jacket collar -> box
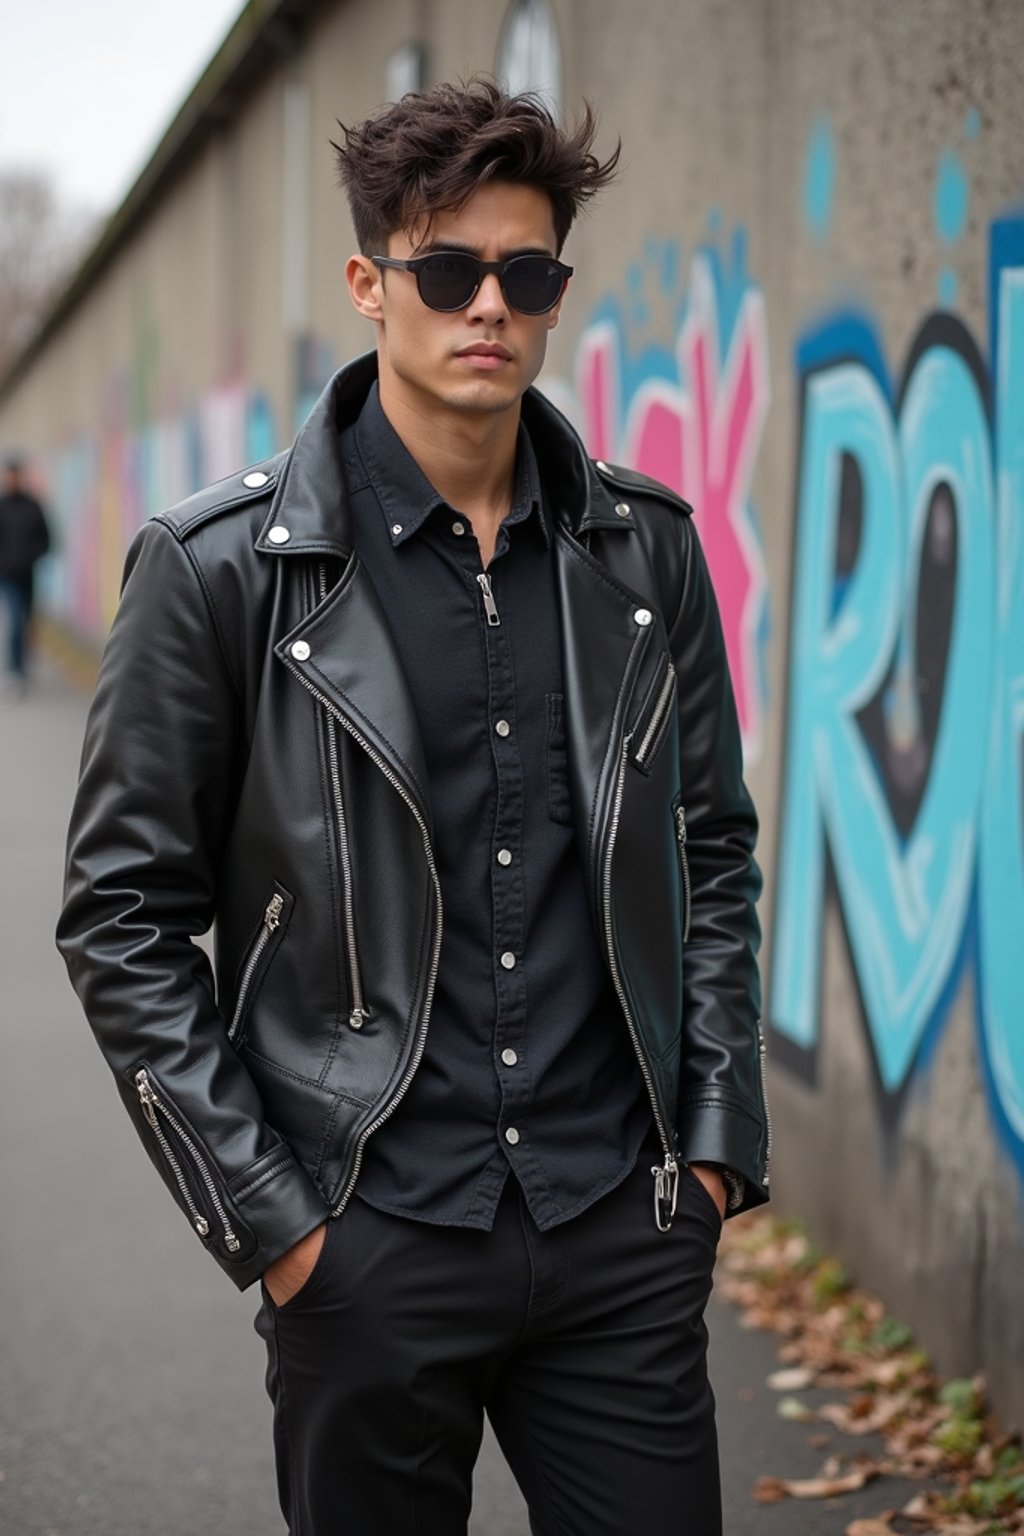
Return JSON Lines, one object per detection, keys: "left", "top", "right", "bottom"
{"left": 255, "top": 350, "right": 635, "bottom": 557}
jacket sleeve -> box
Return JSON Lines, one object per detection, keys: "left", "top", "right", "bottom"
{"left": 667, "top": 515, "right": 770, "bottom": 1212}
{"left": 56, "top": 518, "right": 330, "bottom": 1288}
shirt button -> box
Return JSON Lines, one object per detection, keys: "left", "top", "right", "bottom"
{"left": 495, "top": 719, "right": 510, "bottom": 737}
{"left": 500, "top": 951, "right": 516, "bottom": 969}
{"left": 501, "top": 1048, "right": 518, "bottom": 1067}
{"left": 505, "top": 1127, "right": 520, "bottom": 1145}
{"left": 451, "top": 520, "right": 466, "bottom": 535}
{"left": 391, "top": 523, "right": 403, "bottom": 536}
{"left": 497, "top": 848, "right": 512, "bottom": 866}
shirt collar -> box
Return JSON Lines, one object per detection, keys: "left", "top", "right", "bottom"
{"left": 354, "top": 381, "right": 550, "bottom": 549}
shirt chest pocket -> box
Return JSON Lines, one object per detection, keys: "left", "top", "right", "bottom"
{"left": 545, "top": 691, "right": 574, "bottom": 825}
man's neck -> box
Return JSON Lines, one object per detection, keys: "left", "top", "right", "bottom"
{"left": 376, "top": 372, "right": 521, "bottom": 538}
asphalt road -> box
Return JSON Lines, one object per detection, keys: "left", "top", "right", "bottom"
{"left": 0, "top": 667, "right": 915, "bottom": 1535}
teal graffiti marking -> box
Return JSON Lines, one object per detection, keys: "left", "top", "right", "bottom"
{"left": 803, "top": 117, "right": 836, "bottom": 242}
{"left": 772, "top": 218, "right": 1024, "bottom": 1174}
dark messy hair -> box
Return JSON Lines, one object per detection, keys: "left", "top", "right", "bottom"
{"left": 331, "top": 76, "right": 620, "bottom": 256}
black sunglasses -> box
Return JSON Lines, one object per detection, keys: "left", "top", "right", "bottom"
{"left": 372, "top": 250, "right": 573, "bottom": 315}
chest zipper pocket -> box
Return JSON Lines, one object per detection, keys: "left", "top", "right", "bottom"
{"left": 227, "top": 884, "right": 293, "bottom": 1047}
{"left": 631, "top": 659, "right": 676, "bottom": 774}
{"left": 673, "top": 797, "right": 692, "bottom": 942}
{"left": 134, "top": 1067, "right": 246, "bottom": 1255}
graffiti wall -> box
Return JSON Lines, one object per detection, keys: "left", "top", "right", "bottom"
{"left": 772, "top": 216, "right": 1024, "bottom": 1182}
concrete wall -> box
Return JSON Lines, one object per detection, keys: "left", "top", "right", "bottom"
{"left": 2, "top": 0, "right": 1022, "bottom": 1424}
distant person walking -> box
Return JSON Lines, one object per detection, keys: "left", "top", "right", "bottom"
{"left": 0, "top": 456, "right": 51, "bottom": 697}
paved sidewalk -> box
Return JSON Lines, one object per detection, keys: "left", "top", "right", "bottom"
{"left": 1, "top": 666, "right": 914, "bottom": 1535}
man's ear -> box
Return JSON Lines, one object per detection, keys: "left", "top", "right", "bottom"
{"left": 547, "top": 277, "right": 569, "bottom": 331}
{"left": 347, "top": 254, "right": 384, "bottom": 321}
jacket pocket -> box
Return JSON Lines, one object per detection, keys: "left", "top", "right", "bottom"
{"left": 545, "top": 692, "right": 574, "bottom": 825}
{"left": 672, "top": 792, "right": 692, "bottom": 943}
{"left": 227, "top": 883, "right": 294, "bottom": 1047}
{"left": 631, "top": 658, "right": 676, "bottom": 774}
{"left": 134, "top": 1066, "right": 252, "bottom": 1258}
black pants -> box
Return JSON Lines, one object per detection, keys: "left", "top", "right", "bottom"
{"left": 254, "top": 1133, "right": 723, "bottom": 1536}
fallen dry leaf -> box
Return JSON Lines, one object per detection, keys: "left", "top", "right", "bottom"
{"left": 753, "top": 1475, "right": 790, "bottom": 1504}
{"left": 767, "top": 1366, "right": 816, "bottom": 1391}
{"left": 845, "top": 1520, "right": 894, "bottom": 1535}
{"left": 819, "top": 1392, "right": 913, "bottom": 1435}
{"left": 754, "top": 1464, "right": 878, "bottom": 1501}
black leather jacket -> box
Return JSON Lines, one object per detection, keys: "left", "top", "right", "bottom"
{"left": 57, "top": 353, "right": 770, "bottom": 1291}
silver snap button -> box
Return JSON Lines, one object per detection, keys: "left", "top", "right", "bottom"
{"left": 452, "top": 520, "right": 466, "bottom": 535}
{"left": 615, "top": 502, "right": 631, "bottom": 517}
{"left": 501, "top": 1048, "right": 518, "bottom": 1067}
{"left": 505, "top": 1127, "right": 520, "bottom": 1145}
{"left": 267, "top": 526, "right": 290, "bottom": 544}
{"left": 497, "top": 849, "right": 512, "bottom": 866}
{"left": 391, "top": 523, "right": 403, "bottom": 536}
{"left": 500, "top": 951, "right": 516, "bottom": 970}
{"left": 243, "top": 470, "right": 269, "bottom": 488}
{"left": 634, "top": 608, "right": 653, "bottom": 626}
{"left": 290, "top": 641, "right": 311, "bottom": 661}
{"left": 495, "top": 719, "right": 510, "bottom": 737}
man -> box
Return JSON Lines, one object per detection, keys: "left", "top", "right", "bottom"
{"left": 58, "top": 79, "right": 769, "bottom": 1536}
{"left": 0, "top": 455, "right": 51, "bottom": 697}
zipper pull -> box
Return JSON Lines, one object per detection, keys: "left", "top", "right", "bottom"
{"left": 264, "top": 893, "right": 284, "bottom": 932}
{"left": 651, "top": 1154, "right": 680, "bottom": 1232}
{"left": 136, "top": 1068, "right": 159, "bottom": 1127}
{"left": 476, "top": 572, "right": 501, "bottom": 626}
{"left": 349, "top": 1006, "right": 369, "bottom": 1030}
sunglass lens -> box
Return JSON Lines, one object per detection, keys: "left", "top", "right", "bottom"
{"left": 503, "top": 258, "right": 565, "bottom": 314}
{"left": 418, "top": 253, "right": 480, "bottom": 311}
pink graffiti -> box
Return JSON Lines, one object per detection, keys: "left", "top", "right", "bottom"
{"left": 575, "top": 256, "right": 769, "bottom": 756}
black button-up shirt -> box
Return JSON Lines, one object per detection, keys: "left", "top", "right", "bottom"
{"left": 342, "top": 384, "right": 650, "bottom": 1231}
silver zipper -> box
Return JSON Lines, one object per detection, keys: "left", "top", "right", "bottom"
{"left": 286, "top": 575, "right": 443, "bottom": 1217}
{"left": 603, "top": 732, "right": 679, "bottom": 1231}
{"left": 317, "top": 565, "right": 369, "bottom": 1030}
{"left": 476, "top": 571, "right": 500, "bottom": 626}
{"left": 634, "top": 660, "right": 676, "bottom": 768}
{"left": 757, "top": 1019, "right": 772, "bottom": 1187}
{"left": 675, "top": 803, "right": 692, "bottom": 943}
{"left": 228, "top": 893, "right": 285, "bottom": 1043}
{"left": 135, "top": 1068, "right": 241, "bottom": 1251}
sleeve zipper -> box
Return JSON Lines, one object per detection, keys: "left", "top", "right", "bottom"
{"left": 757, "top": 1019, "right": 772, "bottom": 1188}
{"left": 135, "top": 1068, "right": 242, "bottom": 1252}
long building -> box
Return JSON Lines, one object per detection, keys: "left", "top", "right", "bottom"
{"left": 3, "top": 0, "right": 1023, "bottom": 1426}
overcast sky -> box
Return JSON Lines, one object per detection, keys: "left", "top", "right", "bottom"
{"left": 1, "top": 0, "right": 246, "bottom": 215}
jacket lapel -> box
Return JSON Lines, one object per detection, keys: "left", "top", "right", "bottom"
{"left": 552, "top": 523, "right": 655, "bottom": 903}
{"left": 275, "top": 557, "right": 434, "bottom": 835}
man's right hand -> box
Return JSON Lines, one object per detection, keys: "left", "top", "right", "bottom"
{"left": 262, "top": 1222, "right": 328, "bottom": 1307}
